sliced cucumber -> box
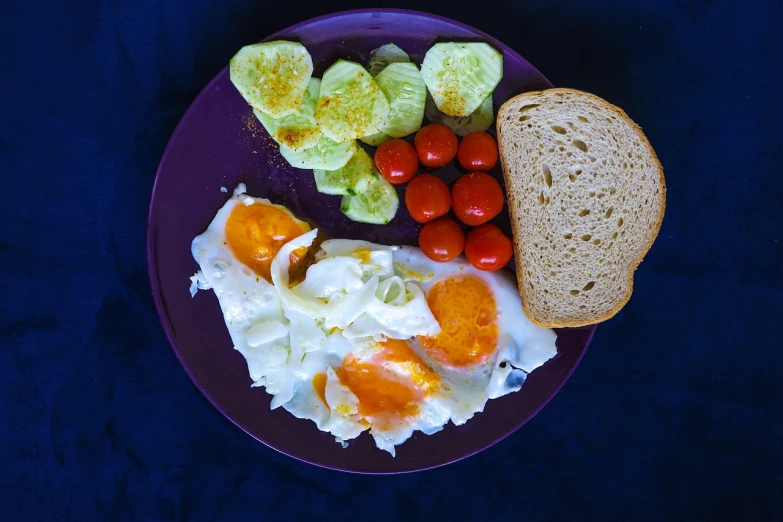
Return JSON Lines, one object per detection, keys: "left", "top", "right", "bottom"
{"left": 313, "top": 147, "right": 376, "bottom": 196}
{"left": 367, "top": 43, "right": 411, "bottom": 76}
{"left": 280, "top": 136, "right": 358, "bottom": 170}
{"left": 340, "top": 174, "right": 399, "bottom": 225}
{"left": 230, "top": 41, "right": 313, "bottom": 118}
{"left": 374, "top": 62, "right": 427, "bottom": 138}
{"left": 421, "top": 42, "right": 503, "bottom": 117}
{"left": 254, "top": 78, "right": 321, "bottom": 152}
{"left": 424, "top": 92, "right": 494, "bottom": 136}
{"left": 313, "top": 169, "right": 349, "bottom": 195}
{"left": 359, "top": 132, "right": 392, "bottom": 147}
{"left": 315, "top": 60, "right": 390, "bottom": 143}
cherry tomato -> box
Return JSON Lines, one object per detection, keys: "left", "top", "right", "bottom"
{"left": 374, "top": 139, "right": 419, "bottom": 184}
{"left": 457, "top": 131, "right": 499, "bottom": 171}
{"left": 419, "top": 218, "right": 465, "bottom": 262}
{"left": 451, "top": 172, "right": 505, "bottom": 226}
{"left": 413, "top": 124, "right": 458, "bottom": 168}
{"left": 404, "top": 173, "right": 451, "bottom": 223}
{"left": 464, "top": 224, "right": 513, "bottom": 271}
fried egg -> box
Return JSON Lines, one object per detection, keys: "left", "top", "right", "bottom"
{"left": 270, "top": 232, "right": 557, "bottom": 453}
{"left": 394, "top": 246, "right": 558, "bottom": 425}
{"left": 190, "top": 184, "right": 312, "bottom": 407}
{"left": 191, "top": 187, "right": 558, "bottom": 456}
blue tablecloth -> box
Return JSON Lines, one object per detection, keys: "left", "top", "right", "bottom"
{"left": 2, "top": 0, "right": 781, "bottom": 519}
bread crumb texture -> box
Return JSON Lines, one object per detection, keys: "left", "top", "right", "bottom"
{"left": 497, "top": 89, "right": 665, "bottom": 328}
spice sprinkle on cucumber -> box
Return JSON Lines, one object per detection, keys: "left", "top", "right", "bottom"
{"left": 229, "top": 40, "right": 503, "bottom": 225}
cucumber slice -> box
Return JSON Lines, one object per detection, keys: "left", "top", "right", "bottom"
{"left": 313, "top": 169, "right": 349, "bottom": 195}
{"left": 313, "top": 147, "right": 376, "bottom": 196}
{"left": 359, "top": 132, "right": 392, "bottom": 147}
{"left": 424, "top": 92, "right": 494, "bottom": 136}
{"left": 367, "top": 43, "right": 411, "bottom": 76}
{"left": 316, "top": 60, "right": 390, "bottom": 143}
{"left": 280, "top": 136, "right": 358, "bottom": 170}
{"left": 254, "top": 78, "right": 321, "bottom": 152}
{"left": 374, "top": 62, "right": 427, "bottom": 138}
{"left": 421, "top": 42, "right": 503, "bottom": 117}
{"left": 340, "top": 174, "right": 399, "bottom": 225}
{"left": 230, "top": 41, "right": 313, "bottom": 118}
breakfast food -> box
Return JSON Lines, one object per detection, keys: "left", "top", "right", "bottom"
{"left": 373, "top": 62, "right": 427, "bottom": 138}
{"left": 367, "top": 43, "right": 411, "bottom": 76}
{"left": 339, "top": 175, "right": 399, "bottom": 226}
{"left": 425, "top": 92, "right": 494, "bottom": 137}
{"left": 316, "top": 60, "right": 391, "bottom": 143}
{"left": 313, "top": 147, "right": 399, "bottom": 225}
{"left": 230, "top": 41, "right": 313, "bottom": 118}
{"left": 187, "top": 29, "right": 670, "bottom": 462}
{"left": 421, "top": 42, "right": 503, "bottom": 117}
{"left": 190, "top": 184, "right": 558, "bottom": 455}
{"left": 418, "top": 218, "right": 465, "bottom": 262}
{"left": 374, "top": 139, "right": 418, "bottom": 184}
{"left": 313, "top": 146, "right": 376, "bottom": 196}
{"left": 451, "top": 172, "right": 504, "bottom": 226}
{"left": 359, "top": 132, "right": 393, "bottom": 147}
{"left": 404, "top": 173, "right": 451, "bottom": 223}
{"left": 496, "top": 88, "right": 665, "bottom": 327}
{"left": 457, "top": 131, "right": 499, "bottom": 171}
{"left": 230, "top": 40, "right": 505, "bottom": 226}
{"left": 253, "top": 79, "right": 321, "bottom": 153}
{"left": 279, "top": 136, "right": 358, "bottom": 171}
{"left": 464, "top": 224, "right": 514, "bottom": 271}
{"left": 413, "top": 123, "right": 458, "bottom": 168}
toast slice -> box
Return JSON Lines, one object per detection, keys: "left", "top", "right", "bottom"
{"left": 497, "top": 89, "right": 665, "bottom": 328}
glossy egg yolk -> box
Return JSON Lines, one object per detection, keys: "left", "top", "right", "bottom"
{"left": 419, "top": 275, "right": 499, "bottom": 368}
{"left": 336, "top": 339, "right": 440, "bottom": 428}
{"left": 225, "top": 201, "right": 311, "bottom": 281}
{"left": 312, "top": 372, "right": 328, "bottom": 408}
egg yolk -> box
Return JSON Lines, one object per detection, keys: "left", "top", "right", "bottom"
{"left": 312, "top": 372, "right": 328, "bottom": 408}
{"left": 336, "top": 339, "right": 440, "bottom": 427}
{"left": 352, "top": 249, "right": 373, "bottom": 263}
{"left": 379, "top": 339, "right": 441, "bottom": 396}
{"left": 225, "top": 201, "right": 311, "bottom": 281}
{"left": 419, "top": 275, "right": 499, "bottom": 368}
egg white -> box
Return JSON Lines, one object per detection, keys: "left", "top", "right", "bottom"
{"left": 309, "top": 239, "right": 558, "bottom": 426}
{"left": 191, "top": 189, "right": 558, "bottom": 455}
{"left": 274, "top": 235, "right": 558, "bottom": 445}
{"left": 191, "top": 184, "right": 299, "bottom": 406}
{"left": 394, "top": 247, "right": 558, "bottom": 425}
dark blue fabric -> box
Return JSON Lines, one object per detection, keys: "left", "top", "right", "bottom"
{"left": 2, "top": 0, "right": 781, "bottom": 519}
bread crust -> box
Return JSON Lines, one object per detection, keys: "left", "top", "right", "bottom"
{"left": 497, "top": 88, "right": 666, "bottom": 328}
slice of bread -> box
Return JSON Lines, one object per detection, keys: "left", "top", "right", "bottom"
{"left": 497, "top": 88, "right": 665, "bottom": 328}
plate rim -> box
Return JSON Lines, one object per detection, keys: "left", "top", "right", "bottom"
{"left": 147, "top": 7, "right": 597, "bottom": 474}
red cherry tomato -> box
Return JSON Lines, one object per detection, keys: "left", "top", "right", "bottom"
{"left": 413, "top": 124, "right": 458, "bottom": 168}
{"left": 374, "top": 139, "right": 419, "bottom": 184}
{"left": 419, "top": 218, "right": 465, "bottom": 262}
{"left": 404, "top": 173, "right": 451, "bottom": 223}
{"left": 451, "top": 172, "right": 505, "bottom": 226}
{"left": 464, "top": 224, "right": 513, "bottom": 271}
{"left": 457, "top": 131, "right": 499, "bottom": 171}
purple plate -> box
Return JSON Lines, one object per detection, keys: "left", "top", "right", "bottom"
{"left": 147, "top": 8, "right": 596, "bottom": 474}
